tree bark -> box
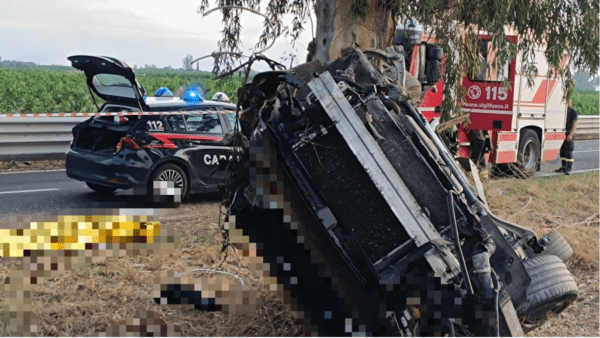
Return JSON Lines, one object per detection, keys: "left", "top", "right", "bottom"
{"left": 314, "top": 0, "right": 398, "bottom": 63}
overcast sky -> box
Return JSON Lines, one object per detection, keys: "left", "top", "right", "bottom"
{"left": 1, "top": 0, "right": 314, "bottom": 71}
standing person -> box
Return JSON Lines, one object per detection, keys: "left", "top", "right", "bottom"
{"left": 555, "top": 99, "right": 579, "bottom": 175}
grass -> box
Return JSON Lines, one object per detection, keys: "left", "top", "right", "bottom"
{"left": 484, "top": 172, "right": 599, "bottom": 264}
{"left": 0, "top": 174, "right": 597, "bottom": 336}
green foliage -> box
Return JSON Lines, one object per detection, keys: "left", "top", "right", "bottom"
{"left": 1, "top": 60, "right": 76, "bottom": 71}
{"left": 0, "top": 68, "right": 244, "bottom": 114}
{"left": 0, "top": 68, "right": 98, "bottom": 113}
{"left": 198, "top": 0, "right": 598, "bottom": 123}
{"left": 200, "top": 75, "right": 245, "bottom": 102}
{"left": 573, "top": 90, "right": 599, "bottom": 116}
{"left": 197, "top": 0, "right": 309, "bottom": 72}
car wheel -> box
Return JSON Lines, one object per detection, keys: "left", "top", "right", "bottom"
{"left": 517, "top": 129, "right": 540, "bottom": 176}
{"left": 534, "top": 230, "right": 574, "bottom": 263}
{"left": 517, "top": 255, "right": 578, "bottom": 333}
{"left": 86, "top": 182, "right": 117, "bottom": 194}
{"left": 150, "top": 163, "right": 188, "bottom": 199}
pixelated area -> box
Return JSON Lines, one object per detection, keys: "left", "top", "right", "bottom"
{"left": 151, "top": 181, "right": 182, "bottom": 204}
{"left": 212, "top": 136, "right": 503, "bottom": 336}
{"left": 100, "top": 310, "right": 182, "bottom": 337}
{"left": 0, "top": 202, "right": 302, "bottom": 337}
{"left": 1, "top": 211, "right": 178, "bottom": 336}
{"left": 153, "top": 270, "right": 259, "bottom": 315}
{"left": 0, "top": 215, "right": 161, "bottom": 257}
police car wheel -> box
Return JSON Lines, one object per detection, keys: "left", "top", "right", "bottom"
{"left": 86, "top": 182, "right": 117, "bottom": 194}
{"left": 150, "top": 164, "right": 188, "bottom": 199}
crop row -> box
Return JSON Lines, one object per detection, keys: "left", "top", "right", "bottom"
{"left": 1, "top": 68, "right": 596, "bottom": 115}
{"left": 0, "top": 68, "right": 244, "bottom": 114}
{"left": 572, "top": 90, "right": 599, "bottom": 116}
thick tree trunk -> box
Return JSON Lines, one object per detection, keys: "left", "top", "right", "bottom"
{"left": 314, "top": 0, "right": 398, "bottom": 63}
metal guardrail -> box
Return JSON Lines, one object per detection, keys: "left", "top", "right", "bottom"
{"left": 0, "top": 114, "right": 597, "bottom": 161}
{"left": 0, "top": 117, "right": 86, "bottom": 161}
{"left": 576, "top": 115, "right": 600, "bottom": 136}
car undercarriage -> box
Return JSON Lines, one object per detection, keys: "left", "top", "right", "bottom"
{"left": 209, "top": 48, "right": 579, "bottom": 336}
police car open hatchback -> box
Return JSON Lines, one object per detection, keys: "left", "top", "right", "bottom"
{"left": 65, "top": 55, "right": 237, "bottom": 198}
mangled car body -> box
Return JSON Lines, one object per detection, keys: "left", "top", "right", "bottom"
{"left": 219, "top": 48, "right": 578, "bottom": 336}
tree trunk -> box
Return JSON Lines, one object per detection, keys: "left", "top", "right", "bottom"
{"left": 314, "top": 0, "right": 398, "bottom": 64}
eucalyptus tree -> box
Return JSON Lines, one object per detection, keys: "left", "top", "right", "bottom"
{"left": 198, "top": 0, "right": 598, "bottom": 120}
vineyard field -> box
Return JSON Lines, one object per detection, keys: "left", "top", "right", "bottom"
{"left": 0, "top": 68, "right": 244, "bottom": 114}
{"left": 573, "top": 90, "right": 599, "bottom": 116}
{"left": 1, "top": 67, "right": 597, "bottom": 115}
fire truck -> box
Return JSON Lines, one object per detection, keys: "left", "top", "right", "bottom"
{"left": 394, "top": 26, "right": 568, "bottom": 174}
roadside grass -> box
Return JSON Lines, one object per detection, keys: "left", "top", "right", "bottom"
{"left": 0, "top": 174, "right": 597, "bottom": 336}
{"left": 486, "top": 172, "right": 599, "bottom": 337}
{"left": 485, "top": 172, "right": 599, "bottom": 264}
{"left": 0, "top": 309, "right": 12, "bottom": 337}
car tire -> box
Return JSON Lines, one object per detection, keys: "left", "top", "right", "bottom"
{"left": 150, "top": 163, "right": 188, "bottom": 199}
{"left": 534, "top": 230, "right": 574, "bottom": 262}
{"left": 517, "top": 129, "right": 541, "bottom": 176}
{"left": 86, "top": 182, "right": 117, "bottom": 194}
{"left": 517, "top": 255, "right": 578, "bottom": 333}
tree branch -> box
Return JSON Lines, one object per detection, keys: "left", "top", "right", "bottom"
{"left": 191, "top": 36, "right": 277, "bottom": 66}
{"left": 203, "top": 5, "right": 266, "bottom": 18}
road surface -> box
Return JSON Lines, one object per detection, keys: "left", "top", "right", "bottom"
{"left": 0, "top": 140, "right": 597, "bottom": 216}
{"left": 539, "top": 139, "right": 599, "bottom": 175}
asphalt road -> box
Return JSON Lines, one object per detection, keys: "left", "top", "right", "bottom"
{"left": 539, "top": 139, "right": 600, "bottom": 175}
{"left": 0, "top": 141, "right": 597, "bottom": 216}
{"left": 0, "top": 169, "right": 219, "bottom": 216}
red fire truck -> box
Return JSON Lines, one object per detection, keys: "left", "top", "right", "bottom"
{"left": 395, "top": 26, "right": 568, "bottom": 174}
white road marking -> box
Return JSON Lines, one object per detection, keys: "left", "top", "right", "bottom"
{"left": 0, "top": 188, "right": 59, "bottom": 195}
{"left": 0, "top": 169, "right": 66, "bottom": 175}
{"left": 573, "top": 150, "right": 600, "bottom": 153}
{"left": 537, "top": 168, "right": 599, "bottom": 177}
{"left": 570, "top": 168, "right": 600, "bottom": 173}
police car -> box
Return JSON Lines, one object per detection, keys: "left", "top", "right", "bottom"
{"left": 65, "top": 55, "right": 237, "bottom": 199}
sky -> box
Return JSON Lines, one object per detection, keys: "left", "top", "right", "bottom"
{"left": 0, "top": 0, "right": 315, "bottom": 71}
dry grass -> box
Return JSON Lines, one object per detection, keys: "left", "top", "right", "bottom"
{"left": 485, "top": 172, "right": 599, "bottom": 264}
{"left": 0, "top": 200, "right": 301, "bottom": 336}
{"left": 0, "top": 160, "right": 65, "bottom": 172}
{"left": 0, "top": 173, "right": 597, "bottom": 336}
{"left": 484, "top": 172, "right": 599, "bottom": 337}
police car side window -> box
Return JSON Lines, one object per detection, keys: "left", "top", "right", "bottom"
{"left": 226, "top": 113, "right": 236, "bottom": 128}
{"left": 185, "top": 113, "right": 223, "bottom": 133}
{"left": 166, "top": 115, "right": 186, "bottom": 131}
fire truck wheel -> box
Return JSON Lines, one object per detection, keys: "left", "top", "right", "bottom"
{"left": 517, "top": 255, "right": 578, "bottom": 333}
{"left": 534, "top": 230, "right": 574, "bottom": 262}
{"left": 517, "top": 129, "right": 541, "bottom": 174}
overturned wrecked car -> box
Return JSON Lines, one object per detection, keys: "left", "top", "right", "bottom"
{"left": 207, "top": 48, "right": 579, "bottom": 336}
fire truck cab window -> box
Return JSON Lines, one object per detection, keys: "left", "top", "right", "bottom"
{"left": 471, "top": 40, "right": 509, "bottom": 82}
